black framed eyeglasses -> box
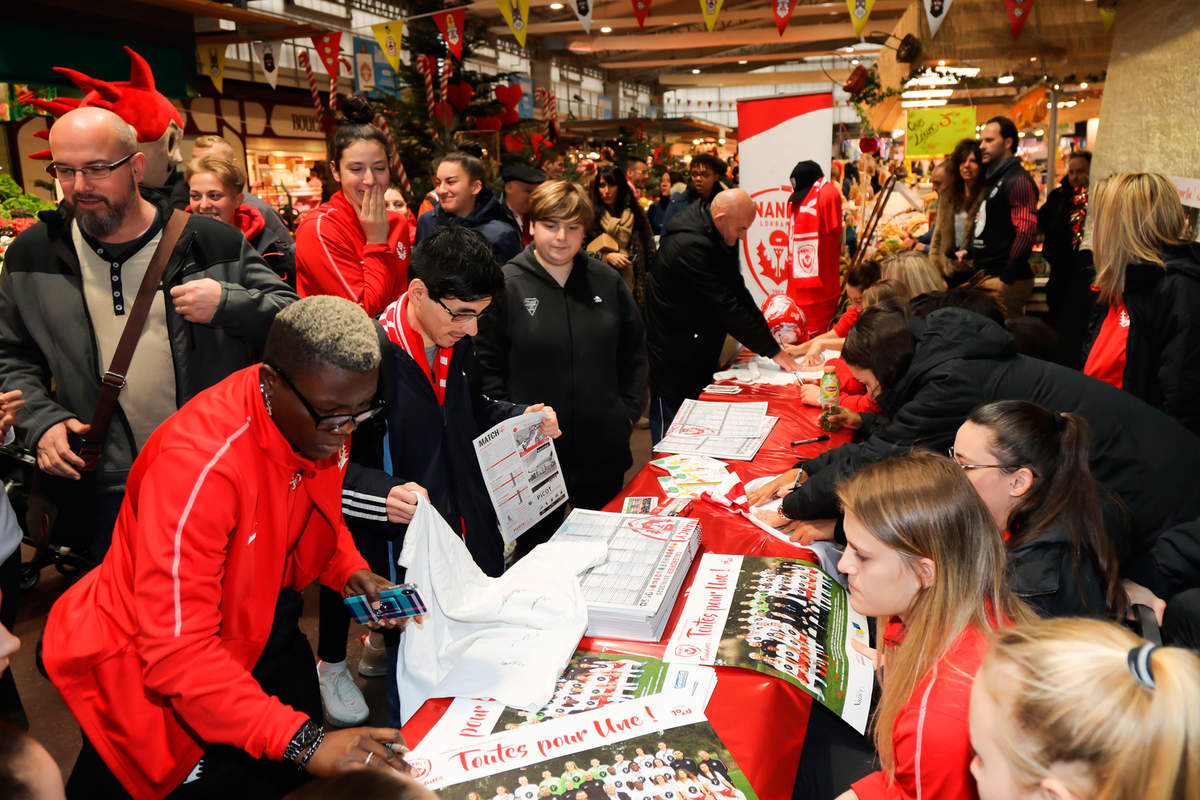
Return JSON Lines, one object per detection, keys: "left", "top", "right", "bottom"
{"left": 45, "top": 152, "right": 136, "bottom": 182}
{"left": 947, "top": 446, "right": 1019, "bottom": 472}
{"left": 690, "top": 169, "right": 714, "bottom": 179}
{"left": 267, "top": 362, "right": 383, "bottom": 432}
{"left": 435, "top": 297, "right": 484, "bottom": 324}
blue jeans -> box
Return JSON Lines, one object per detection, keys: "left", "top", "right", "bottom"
{"left": 649, "top": 394, "right": 683, "bottom": 446}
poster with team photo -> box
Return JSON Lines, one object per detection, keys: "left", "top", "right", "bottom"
{"left": 407, "top": 696, "right": 757, "bottom": 800}
{"left": 418, "top": 651, "right": 717, "bottom": 755}
{"left": 665, "top": 554, "right": 874, "bottom": 733}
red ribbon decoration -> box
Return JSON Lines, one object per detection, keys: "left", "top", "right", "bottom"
{"left": 433, "top": 8, "right": 468, "bottom": 61}
{"left": 632, "top": 0, "right": 652, "bottom": 27}
{"left": 1004, "top": 0, "right": 1035, "bottom": 38}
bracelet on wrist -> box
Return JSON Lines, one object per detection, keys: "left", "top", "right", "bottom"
{"left": 295, "top": 727, "right": 325, "bottom": 772}
{"left": 283, "top": 719, "right": 323, "bottom": 765}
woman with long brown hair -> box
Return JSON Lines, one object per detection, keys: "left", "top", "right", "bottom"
{"left": 585, "top": 164, "right": 656, "bottom": 307}
{"left": 832, "top": 451, "right": 1030, "bottom": 800}
{"left": 929, "top": 138, "right": 984, "bottom": 284}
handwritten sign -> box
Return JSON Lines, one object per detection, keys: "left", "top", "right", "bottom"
{"left": 905, "top": 107, "right": 977, "bottom": 157}
{"left": 1169, "top": 176, "right": 1200, "bottom": 210}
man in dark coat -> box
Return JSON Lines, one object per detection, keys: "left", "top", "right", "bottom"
{"left": 779, "top": 307, "right": 1200, "bottom": 605}
{"left": 644, "top": 188, "right": 797, "bottom": 442}
{"left": 1037, "top": 150, "right": 1093, "bottom": 366}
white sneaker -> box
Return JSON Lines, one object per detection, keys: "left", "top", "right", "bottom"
{"left": 317, "top": 660, "right": 369, "bottom": 727}
{"left": 358, "top": 632, "right": 388, "bottom": 678}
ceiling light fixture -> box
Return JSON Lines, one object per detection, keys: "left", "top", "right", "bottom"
{"left": 600, "top": 25, "right": 613, "bottom": 33}
{"left": 691, "top": 68, "right": 701, "bottom": 74}
{"left": 1080, "top": 81, "right": 1089, "bottom": 89}
{"left": 737, "top": 59, "right": 748, "bottom": 64}
{"left": 851, "top": 59, "right": 860, "bottom": 65}
{"left": 997, "top": 74, "right": 1015, "bottom": 84}
{"left": 901, "top": 88, "right": 954, "bottom": 99}
{"left": 1034, "top": 129, "right": 1045, "bottom": 136}
{"left": 549, "top": 1, "right": 564, "bottom": 8}
{"left": 901, "top": 99, "right": 949, "bottom": 108}
{"left": 937, "top": 60, "right": 946, "bottom": 66}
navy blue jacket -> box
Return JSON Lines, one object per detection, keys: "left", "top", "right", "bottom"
{"left": 414, "top": 187, "right": 522, "bottom": 264}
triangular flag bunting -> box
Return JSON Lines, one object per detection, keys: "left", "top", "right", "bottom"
{"left": 923, "top": 0, "right": 952, "bottom": 38}
{"left": 1004, "top": 0, "right": 1035, "bottom": 39}
{"left": 847, "top": 0, "right": 876, "bottom": 38}
{"left": 311, "top": 33, "right": 343, "bottom": 76}
{"left": 433, "top": 8, "right": 467, "bottom": 61}
{"left": 774, "top": 0, "right": 797, "bottom": 36}
{"left": 250, "top": 41, "right": 279, "bottom": 88}
{"left": 496, "top": 0, "right": 532, "bottom": 47}
{"left": 1100, "top": 7, "right": 1116, "bottom": 33}
{"left": 571, "top": 0, "right": 594, "bottom": 34}
{"left": 371, "top": 21, "right": 404, "bottom": 72}
{"left": 198, "top": 44, "right": 226, "bottom": 93}
{"left": 699, "top": 0, "right": 725, "bottom": 32}
{"left": 632, "top": 0, "right": 651, "bottom": 27}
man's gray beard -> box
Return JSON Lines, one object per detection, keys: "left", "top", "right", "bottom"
{"left": 72, "top": 176, "right": 139, "bottom": 238}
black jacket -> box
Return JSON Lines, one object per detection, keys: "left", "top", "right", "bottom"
{"left": 343, "top": 325, "right": 523, "bottom": 577}
{"left": 415, "top": 187, "right": 523, "bottom": 264}
{"left": 1135, "top": 516, "right": 1200, "bottom": 599}
{"left": 475, "top": 246, "right": 647, "bottom": 495}
{"left": 0, "top": 191, "right": 297, "bottom": 492}
{"left": 969, "top": 156, "right": 1037, "bottom": 282}
{"left": 1037, "top": 177, "right": 1085, "bottom": 276}
{"left": 781, "top": 308, "right": 1200, "bottom": 593}
{"left": 1008, "top": 521, "right": 1111, "bottom": 619}
{"left": 1083, "top": 243, "right": 1200, "bottom": 436}
{"left": 645, "top": 201, "right": 780, "bottom": 402}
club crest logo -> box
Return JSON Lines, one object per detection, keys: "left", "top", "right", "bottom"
{"left": 396, "top": 242, "right": 407, "bottom": 261}
{"left": 523, "top": 297, "right": 539, "bottom": 316}
{"left": 741, "top": 184, "right": 794, "bottom": 297}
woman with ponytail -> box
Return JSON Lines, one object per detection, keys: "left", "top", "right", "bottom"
{"left": 833, "top": 451, "right": 1031, "bottom": 800}
{"left": 952, "top": 400, "right": 1126, "bottom": 618}
{"left": 970, "top": 617, "right": 1200, "bottom": 800}
{"left": 296, "top": 94, "right": 410, "bottom": 316}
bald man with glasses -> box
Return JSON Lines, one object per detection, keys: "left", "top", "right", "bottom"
{"left": 0, "top": 106, "right": 296, "bottom": 560}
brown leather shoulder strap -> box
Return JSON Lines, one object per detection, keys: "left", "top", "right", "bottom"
{"left": 79, "top": 209, "right": 190, "bottom": 470}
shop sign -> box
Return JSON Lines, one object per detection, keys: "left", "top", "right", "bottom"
{"left": 270, "top": 105, "right": 326, "bottom": 138}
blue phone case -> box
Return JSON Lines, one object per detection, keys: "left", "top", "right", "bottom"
{"left": 343, "top": 583, "right": 427, "bottom": 624}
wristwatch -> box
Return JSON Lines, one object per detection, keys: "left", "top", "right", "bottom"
{"left": 283, "top": 719, "right": 324, "bottom": 766}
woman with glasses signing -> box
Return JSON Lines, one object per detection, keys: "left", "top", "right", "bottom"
{"left": 476, "top": 181, "right": 647, "bottom": 558}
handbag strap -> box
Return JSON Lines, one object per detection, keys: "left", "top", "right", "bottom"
{"left": 79, "top": 209, "right": 190, "bottom": 469}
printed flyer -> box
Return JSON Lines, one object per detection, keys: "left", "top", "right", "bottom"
{"left": 474, "top": 411, "right": 568, "bottom": 543}
{"left": 408, "top": 696, "right": 757, "bottom": 800}
{"left": 664, "top": 554, "right": 873, "bottom": 733}
{"left": 418, "top": 651, "right": 718, "bottom": 754}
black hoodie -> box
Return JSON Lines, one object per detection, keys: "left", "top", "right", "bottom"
{"left": 475, "top": 246, "right": 647, "bottom": 500}
{"left": 415, "top": 187, "right": 523, "bottom": 264}
{"left": 1084, "top": 242, "right": 1200, "bottom": 436}
{"left": 782, "top": 308, "right": 1200, "bottom": 596}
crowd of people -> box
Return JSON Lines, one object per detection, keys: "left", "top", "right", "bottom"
{"left": 0, "top": 89, "right": 1197, "bottom": 800}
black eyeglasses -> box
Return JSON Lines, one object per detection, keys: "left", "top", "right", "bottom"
{"left": 690, "top": 170, "right": 713, "bottom": 178}
{"left": 435, "top": 297, "right": 484, "bottom": 324}
{"left": 267, "top": 362, "right": 383, "bottom": 432}
{"left": 947, "top": 446, "right": 1018, "bottom": 472}
{"left": 46, "top": 152, "right": 136, "bottom": 182}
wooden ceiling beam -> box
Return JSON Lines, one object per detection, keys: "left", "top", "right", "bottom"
{"left": 604, "top": 48, "right": 878, "bottom": 69}
{"left": 659, "top": 68, "right": 852, "bottom": 87}
{"left": 567, "top": 19, "right": 895, "bottom": 52}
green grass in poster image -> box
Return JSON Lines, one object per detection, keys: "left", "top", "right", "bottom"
{"left": 438, "top": 721, "right": 758, "bottom": 800}
{"left": 712, "top": 556, "right": 850, "bottom": 717}
{"left": 491, "top": 651, "right": 672, "bottom": 733}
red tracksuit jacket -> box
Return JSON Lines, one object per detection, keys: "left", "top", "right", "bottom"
{"left": 851, "top": 620, "right": 990, "bottom": 800}
{"left": 295, "top": 190, "right": 410, "bottom": 316}
{"left": 42, "top": 366, "right": 368, "bottom": 799}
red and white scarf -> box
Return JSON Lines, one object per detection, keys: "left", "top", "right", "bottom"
{"left": 787, "top": 177, "right": 829, "bottom": 291}
{"left": 381, "top": 292, "right": 452, "bottom": 405}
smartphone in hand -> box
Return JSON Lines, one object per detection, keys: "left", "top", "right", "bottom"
{"left": 344, "top": 583, "right": 427, "bottom": 624}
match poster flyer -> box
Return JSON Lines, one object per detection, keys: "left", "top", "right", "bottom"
{"left": 418, "top": 651, "right": 718, "bottom": 754}
{"left": 473, "top": 411, "right": 568, "bottom": 543}
{"left": 664, "top": 554, "right": 874, "bottom": 733}
{"left": 407, "top": 695, "right": 757, "bottom": 800}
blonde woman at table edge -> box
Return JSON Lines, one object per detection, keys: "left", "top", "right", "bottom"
{"left": 830, "top": 451, "right": 1031, "bottom": 800}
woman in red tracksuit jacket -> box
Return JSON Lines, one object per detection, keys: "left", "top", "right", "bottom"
{"left": 296, "top": 95, "right": 410, "bottom": 316}
{"left": 41, "top": 297, "right": 408, "bottom": 799}
{"left": 832, "top": 452, "right": 1031, "bottom": 800}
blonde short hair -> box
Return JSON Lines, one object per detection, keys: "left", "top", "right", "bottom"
{"left": 193, "top": 134, "right": 235, "bottom": 158}
{"left": 882, "top": 251, "right": 945, "bottom": 296}
{"left": 981, "top": 617, "right": 1200, "bottom": 800}
{"left": 1092, "top": 172, "right": 1188, "bottom": 304}
{"left": 862, "top": 277, "right": 911, "bottom": 308}
{"left": 528, "top": 180, "right": 594, "bottom": 229}
{"left": 185, "top": 154, "right": 246, "bottom": 194}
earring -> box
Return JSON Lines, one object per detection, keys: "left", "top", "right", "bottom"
{"left": 260, "top": 382, "right": 273, "bottom": 417}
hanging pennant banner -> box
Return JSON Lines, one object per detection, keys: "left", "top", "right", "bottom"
{"left": 433, "top": 8, "right": 467, "bottom": 61}
{"left": 699, "top": 0, "right": 724, "bottom": 32}
{"left": 371, "top": 21, "right": 404, "bottom": 73}
{"left": 198, "top": 44, "right": 226, "bottom": 93}
{"left": 632, "top": 0, "right": 652, "bottom": 27}
{"left": 1099, "top": 7, "right": 1115, "bottom": 32}
{"left": 311, "top": 33, "right": 343, "bottom": 76}
{"left": 1004, "top": 0, "right": 1035, "bottom": 39}
{"left": 846, "top": 0, "right": 875, "bottom": 37}
{"left": 496, "top": 0, "right": 532, "bottom": 47}
{"left": 774, "top": 0, "right": 797, "bottom": 36}
{"left": 923, "top": 0, "right": 952, "bottom": 38}
{"left": 571, "top": 0, "right": 594, "bottom": 33}
{"left": 250, "top": 41, "right": 280, "bottom": 88}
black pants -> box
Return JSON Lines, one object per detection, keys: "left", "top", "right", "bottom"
{"left": 317, "top": 584, "right": 351, "bottom": 663}
{"left": 66, "top": 590, "right": 319, "bottom": 799}
{"left": 0, "top": 547, "right": 25, "bottom": 729}
{"left": 793, "top": 696, "right": 878, "bottom": 798}
{"left": 1164, "top": 588, "right": 1200, "bottom": 650}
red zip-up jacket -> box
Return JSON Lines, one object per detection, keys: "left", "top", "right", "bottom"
{"left": 42, "top": 366, "right": 368, "bottom": 799}
{"left": 851, "top": 620, "right": 991, "bottom": 800}
{"left": 295, "top": 191, "right": 410, "bottom": 316}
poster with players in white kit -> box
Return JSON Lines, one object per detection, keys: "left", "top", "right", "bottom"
{"left": 665, "top": 555, "right": 874, "bottom": 733}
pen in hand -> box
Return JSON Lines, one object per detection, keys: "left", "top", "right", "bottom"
{"left": 791, "top": 435, "right": 831, "bottom": 446}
